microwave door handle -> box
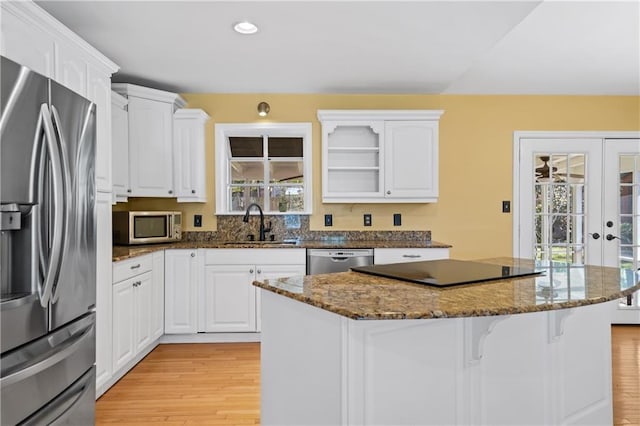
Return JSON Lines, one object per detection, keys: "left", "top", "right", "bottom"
{"left": 38, "top": 104, "right": 65, "bottom": 308}
{"left": 48, "top": 106, "right": 71, "bottom": 304}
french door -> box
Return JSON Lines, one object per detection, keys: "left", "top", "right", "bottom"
{"left": 515, "top": 133, "right": 640, "bottom": 323}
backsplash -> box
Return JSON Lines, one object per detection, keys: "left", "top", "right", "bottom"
{"left": 183, "top": 215, "right": 431, "bottom": 242}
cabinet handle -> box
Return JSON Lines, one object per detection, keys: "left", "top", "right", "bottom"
{"left": 257, "top": 269, "right": 262, "bottom": 274}
{"left": 402, "top": 254, "right": 421, "bottom": 258}
{"left": 168, "top": 190, "right": 173, "bottom": 194}
{"left": 190, "top": 252, "right": 195, "bottom": 257}
{"left": 386, "top": 190, "right": 391, "bottom": 195}
{"left": 191, "top": 190, "right": 196, "bottom": 194}
{"left": 249, "top": 269, "right": 254, "bottom": 274}
{"left": 130, "top": 264, "right": 141, "bottom": 270}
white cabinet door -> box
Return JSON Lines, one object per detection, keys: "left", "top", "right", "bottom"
{"left": 151, "top": 251, "right": 165, "bottom": 340}
{"left": 127, "top": 96, "right": 174, "bottom": 197}
{"left": 384, "top": 121, "right": 438, "bottom": 200}
{"left": 0, "top": 6, "right": 55, "bottom": 78}
{"left": 133, "top": 271, "right": 153, "bottom": 353}
{"left": 112, "top": 278, "right": 136, "bottom": 372}
{"left": 164, "top": 249, "right": 198, "bottom": 334}
{"left": 88, "top": 65, "right": 113, "bottom": 193}
{"left": 255, "top": 264, "right": 306, "bottom": 332}
{"left": 111, "top": 91, "right": 129, "bottom": 199}
{"left": 55, "top": 41, "right": 87, "bottom": 97}
{"left": 173, "top": 109, "right": 209, "bottom": 202}
{"left": 373, "top": 248, "right": 450, "bottom": 265}
{"left": 95, "top": 192, "right": 112, "bottom": 390}
{"left": 204, "top": 265, "right": 256, "bottom": 332}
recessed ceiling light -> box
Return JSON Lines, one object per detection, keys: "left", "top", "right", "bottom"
{"left": 233, "top": 21, "right": 258, "bottom": 35}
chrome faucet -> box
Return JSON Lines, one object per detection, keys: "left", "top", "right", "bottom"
{"left": 242, "top": 203, "right": 271, "bottom": 241}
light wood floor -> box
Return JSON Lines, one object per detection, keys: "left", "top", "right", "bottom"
{"left": 612, "top": 325, "right": 640, "bottom": 426}
{"left": 97, "top": 326, "right": 639, "bottom": 425}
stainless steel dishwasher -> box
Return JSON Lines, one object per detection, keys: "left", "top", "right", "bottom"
{"left": 306, "top": 249, "right": 374, "bottom": 274}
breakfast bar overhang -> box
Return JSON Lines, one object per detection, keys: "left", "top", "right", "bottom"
{"left": 254, "top": 258, "right": 640, "bottom": 426}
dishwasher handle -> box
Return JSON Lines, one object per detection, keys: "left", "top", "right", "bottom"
{"left": 329, "top": 257, "right": 350, "bottom": 262}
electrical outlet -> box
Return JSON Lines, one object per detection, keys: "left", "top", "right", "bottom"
{"left": 393, "top": 213, "right": 402, "bottom": 226}
{"left": 364, "top": 214, "right": 372, "bottom": 226}
{"left": 194, "top": 214, "right": 202, "bottom": 227}
{"left": 502, "top": 201, "right": 511, "bottom": 213}
{"left": 324, "top": 214, "right": 333, "bottom": 227}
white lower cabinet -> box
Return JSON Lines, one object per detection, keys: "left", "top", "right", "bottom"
{"left": 164, "top": 249, "right": 199, "bottom": 334}
{"left": 373, "top": 247, "right": 450, "bottom": 264}
{"left": 202, "top": 249, "right": 306, "bottom": 334}
{"left": 95, "top": 192, "right": 113, "bottom": 393}
{"left": 109, "top": 253, "right": 162, "bottom": 393}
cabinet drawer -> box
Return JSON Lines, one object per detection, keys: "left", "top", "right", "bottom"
{"left": 373, "top": 248, "right": 450, "bottom": 265}
{"left": 113, "top": 254, "right": 152, "bottom": 283}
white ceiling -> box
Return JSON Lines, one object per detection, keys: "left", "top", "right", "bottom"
{"left": 36, "top": 0, "right": 640, "bottom": 95}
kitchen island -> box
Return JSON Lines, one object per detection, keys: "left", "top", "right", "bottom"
{"left": 254, "top": 258, "right": 640, "bottom": 426}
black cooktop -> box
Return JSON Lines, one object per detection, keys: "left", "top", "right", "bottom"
{"left": 351, "top": 259, "right": 542, "bottom": 287}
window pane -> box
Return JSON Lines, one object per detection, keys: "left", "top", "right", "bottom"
{"left": 229, "top": 137, "right": 263, "bottom": 157}
{"left": 269, "top": 161, "right": 304, "bottom": 183}
{"left": 268, "top": 137, "right": 303, "bottom": 157}
{"left": 269, "top": 186, "right": 304, "bottom": 212}
{"left": 231, "top": 161, "right": 264, "bottom": 184}
{"left": 229, "top": 186, "right": 264, "bottom": 211}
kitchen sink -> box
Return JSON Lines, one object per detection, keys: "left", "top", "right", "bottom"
{"left": 222, "top": 240, "right": 298, "bottom": 246}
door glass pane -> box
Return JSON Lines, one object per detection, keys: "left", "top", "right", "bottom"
{"left": 619, "top": 155, "right": 634, "bottom": 183}
{"left": 616, "top": 153, "right": 639, "bottom": 308}
{"left": 533, "top": 152, "right": 588, "bottom": 265}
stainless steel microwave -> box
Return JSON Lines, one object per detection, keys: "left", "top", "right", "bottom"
{"left": 112, "top": 211, "right": 182, "bottom": 245}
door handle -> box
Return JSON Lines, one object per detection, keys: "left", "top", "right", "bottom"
{"left": 588, "top": 232, "right": 601, "bottom": 240}
{"left": 606, "top": 234, "right": 620, "bottom": 241}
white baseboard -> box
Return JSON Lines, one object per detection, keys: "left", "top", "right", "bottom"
{"left": 160, "top": 332, "right": 261, "bottom": 344}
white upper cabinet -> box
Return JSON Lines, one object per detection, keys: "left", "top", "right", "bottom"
{"left": 112, "top": 83, "right": 186, "bottom": 198}
{"left": 173, "top": 109, "right": 210, "bottom": 203}
{"left": 111, "top": 91, "right": 129, "bottom": 201}
{"left": 0, "top": 1, "right": 119, "bottom": 195}
{"left": 318, "top": 110, "right": 444, "bottom": 203}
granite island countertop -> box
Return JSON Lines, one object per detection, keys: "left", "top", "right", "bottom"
{"left": 253, "top": 257, "right": 640, "bottom": 319}
{"left": 112, "top": 240, "right": 451, "bottom": 262}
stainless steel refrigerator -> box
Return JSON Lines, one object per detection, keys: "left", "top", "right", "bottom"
{"left": 1, "top": 55, "right": 96, "bottom": 424}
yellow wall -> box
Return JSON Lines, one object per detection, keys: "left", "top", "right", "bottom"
{"left": 122, "top": 94, "right": 640, "bottom": 260}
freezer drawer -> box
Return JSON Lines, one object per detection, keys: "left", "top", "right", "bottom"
{"left": 0, "top": 312, "right": 95, "bottom": 425}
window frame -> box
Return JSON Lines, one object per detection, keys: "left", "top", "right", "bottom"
{"left": 215, "top": 122, "right": 313, "bottom": 215}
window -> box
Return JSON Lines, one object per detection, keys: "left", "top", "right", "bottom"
{"left": 215, "top": 123, "right": 312, "bottom": 214}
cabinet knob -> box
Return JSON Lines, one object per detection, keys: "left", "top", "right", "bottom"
{"left": 386, "top": 190, "right": 391, "bottom": 195}
{"left": 249, "top": 269, "right": 254, "bottom": 274}
{"left": 168, "top": 190, "right": 173, "bottom": 194}
{"left": 127, "top": 189, "right": 131, "bottom": 193}
{"left": 191, "top": 190, "right": 196, "bottom": 194}
{"left": 191, "top": 252, "right": 195, "bottom": 257}
{"left": 257, "top": 269, "right": 262, "bottom": 274}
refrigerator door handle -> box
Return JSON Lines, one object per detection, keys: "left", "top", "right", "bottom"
{"left": 0, "top": 316, "right": 93, "bottom": 388}
{"left": 20, "top": 367, "right": 94, "bottom": 426}
{"left": 37, "top": 104, "right": 65, "bottom": 308}
{"left": 48, "top": 105, "right": 71, "bottom": 304}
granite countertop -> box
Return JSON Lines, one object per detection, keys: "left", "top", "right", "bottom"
{"left": 112, "top": 240, "right": 451, "bottom": 262}
{"left": 253, "top": 257, "right": 640, "bottom": 320}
